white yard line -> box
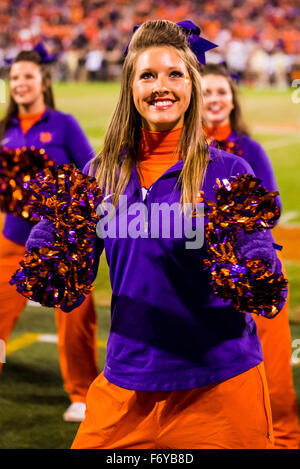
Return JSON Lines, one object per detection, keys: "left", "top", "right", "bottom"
{"left": 278, "top": 211, "right": 300, "bottom": 226}
{"left": 263, "top": 138, "right": 300, "bottom": 151}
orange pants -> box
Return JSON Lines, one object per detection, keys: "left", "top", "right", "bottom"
{"left": 0, "top": 233, "right": 98, "bottom": 403}
{"left": 254, "top": 279, "right": 299, "bottom": 448}
{"left": 71, "top": 363, "right": 274, "bottom": 449}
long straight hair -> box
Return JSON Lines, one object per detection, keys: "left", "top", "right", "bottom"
{"left": 0, "top": 50, "right": 55, "bottom": 141}
{"left": 201, "top": 63, "right": 250, "bottom": 136}
{"left": 91, "top": 20, "right": 209, "bottom": 208}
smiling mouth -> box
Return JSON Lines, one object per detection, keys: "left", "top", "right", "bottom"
{"left": 15, "top": 90, "right": 30, "bottom": 97}
{"left": 149, "top": 99, "right": 176, "bottom": 109}
{"left": 208, "top": 104, "right": 222, "bottom": 113}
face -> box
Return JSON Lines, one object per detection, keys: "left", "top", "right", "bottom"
{"left": 132, "top": 46, "right": 192, "bottom": 132}
{"left": 201, "top": 74, "right": 234, "bottom": 127}
{"left": 9, "top": 61, "right": 44, "bottom": 109}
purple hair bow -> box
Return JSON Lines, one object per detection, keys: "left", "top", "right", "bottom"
{"left": 4, "top": 42, "right": 56, "bottom": 67}
{"left": 124, "top": 20, "right": 218, "bottom": 65}
{"left": 176, "top": 20, "right": 217, "bottom": 65}
{"left": 34, "top": 42, "right": 56, "bottom": 63}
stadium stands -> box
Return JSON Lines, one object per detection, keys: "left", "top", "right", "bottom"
{"left": 0, "top": 0, "right": 299, "bottom": 86}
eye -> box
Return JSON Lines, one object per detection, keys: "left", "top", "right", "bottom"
{"left": 140, "top": 72, "right": 154, "bottom": 80}
{"left": 170, "top": 70, "right": 183, "bottom": 78}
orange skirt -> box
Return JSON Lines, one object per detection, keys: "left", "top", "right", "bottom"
{"left": 71, "top": 363, "right": 274, "bottom": 449}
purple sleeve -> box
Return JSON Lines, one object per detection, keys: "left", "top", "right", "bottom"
{"left": 63, "top": 114, "right": 95, "bottom": 170}
{"left": 226, "top": 152, "right": 287, "bottom": 314}
{"left": 59, "top": 160, "right": 104, "bottom": 312}
{"left": 230, "top": 155, "right": 256, "bottom": 178}
{"left": 234, "top": 225, "right": 287, "bottom": 315}
{"left": 238, "top": 136, "right": 282, "bottom": 213}
{"left": 83, "top": 159, "right": 93, "bottom": 176}
{"left": 227, "top": 154, "right": 279, "bottom": 272}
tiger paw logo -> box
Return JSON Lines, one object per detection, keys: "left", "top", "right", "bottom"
{"left": 40, "top": 132, "right": 52, "bottom": 143}
{"left": 196, "top": 190, "right": 204, "bottom": 203}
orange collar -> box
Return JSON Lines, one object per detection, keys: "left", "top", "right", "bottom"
{"left": 137, "top": 127, "right": 182, "bottom": 189}
{"left": 18, "top": 111, "right": 45, "bottom": 120}
{"left": 139, "top": 127, "right": 182, "bottom": 161}
{"left": 18, "top": 111, "right": 45, "bottom": 135}
{"left": 203, "top": 123, "right": 232, "bottom": 141}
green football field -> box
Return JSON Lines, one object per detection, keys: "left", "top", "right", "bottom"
{"left": 1, "top": 82, "right": 300, "bottom": 448}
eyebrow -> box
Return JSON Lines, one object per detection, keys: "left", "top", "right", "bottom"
{"left": 138, "top": 65, "right": 185, "bottom": 72}
{"left": 204, "top": 86, "right": 228, "bottom": 91}
{"left": 10, "top": 71, "right": 33, "bottom": 76}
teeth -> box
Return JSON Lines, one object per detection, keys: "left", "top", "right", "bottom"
{"left": 153, "top": 100, "right": 173, "bottom": 106}
{"left": 209, "top": 105, "right": 221, "bottom": 111}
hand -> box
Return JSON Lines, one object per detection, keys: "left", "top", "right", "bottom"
{"left": 234, "top": 229, "right": 277, "bottom": 271}
{"left": 26, "top": 219, "right": 56, "bottom": 252}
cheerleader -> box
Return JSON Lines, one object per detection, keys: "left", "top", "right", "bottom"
{"left": 27, "top": 21, "right": 286, "bottom": 448}
{"left": 201, "top": 63, "right": 299, "bottom": 449}
{"left": 0, "top": 46, "right": 99, "bottom": 422}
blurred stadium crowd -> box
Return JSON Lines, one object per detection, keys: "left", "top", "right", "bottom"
{"left": 0, "top": 0, "right": 299, "bottom": 87}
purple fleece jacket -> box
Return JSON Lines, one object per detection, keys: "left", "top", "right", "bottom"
{"left": 26, "top": 146, "right": 287, "bottom": 392}
{"left": 217, "top": 131, "right": 282, "bottom": 213}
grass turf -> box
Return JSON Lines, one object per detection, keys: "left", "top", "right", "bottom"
{"left": 1, "top": 304, "right": 300, "bottom": 449}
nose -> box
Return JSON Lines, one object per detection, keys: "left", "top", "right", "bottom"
{"left": 152, "top": 74, "right": 169, "bottom": 94}
{"left": 206, "top": 91, "right": 219, "bottom": 102}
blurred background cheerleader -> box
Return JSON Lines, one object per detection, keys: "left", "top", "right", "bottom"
{"left": 0, "top": 45, "right": 99, "bottom": 422}
{"left": 201, "top": 63, "right": 299, "bottom": 449}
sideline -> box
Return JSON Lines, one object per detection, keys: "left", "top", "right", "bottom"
{"left": 6, "top": 333, "right": 107, "bottom": 356}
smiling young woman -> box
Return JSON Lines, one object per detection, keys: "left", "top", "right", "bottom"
{"left": 26, "top": 20, "right": 287, "bottom": 449}
{"left": 201, "top": 63, "right": 299, "bottom": 449}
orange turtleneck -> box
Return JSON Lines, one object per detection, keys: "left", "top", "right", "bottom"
{"left": 18, "top": 111, "right": 44, "bottom": 135}
{"left": 137, "top": 127, "right": 182, "bottom": 189}
{"left": 203, "top": 122, "right": 232, "bottom": 141}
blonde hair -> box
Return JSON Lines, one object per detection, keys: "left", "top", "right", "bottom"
{"left": 91, "top": 20, "right": 209, "bottom": 208}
